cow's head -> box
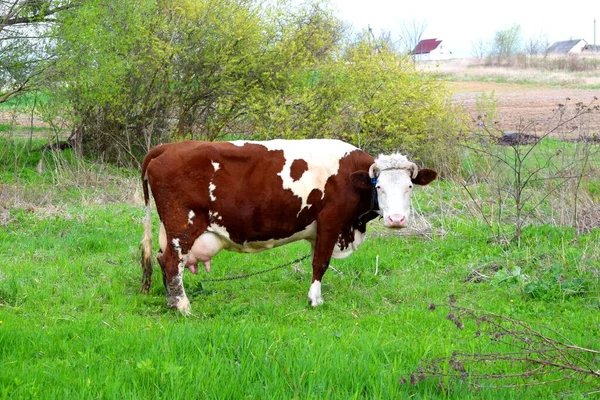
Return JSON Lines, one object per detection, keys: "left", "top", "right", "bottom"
{"left": 352, "top": 153, "right": 437, "bottom": 229}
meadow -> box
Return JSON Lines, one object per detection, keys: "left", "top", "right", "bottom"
{"left": 1, "top": 77, "right": 600, "bottom": 398}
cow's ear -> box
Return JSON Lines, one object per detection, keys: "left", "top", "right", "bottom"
{"left": 351, "top": 171, "right": 373, "bottom": 190}
{"left": 412, "top": 168, "right": 437, "bottom": 186}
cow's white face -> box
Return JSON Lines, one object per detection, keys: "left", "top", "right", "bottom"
{"left": 372, "top": 167, "right": 414, "bottom": 228}
{"left": 365, "top": 153, "right": 437, "bottom": 229}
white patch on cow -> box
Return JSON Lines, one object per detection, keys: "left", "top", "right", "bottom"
{"left": 205, "top": 221, "right": 317, "bottom": 254}
{"left": 181, "top": 221, "right": 318, "bottom": 275}
{"left": 187, "top": 210, "right": 195, "bottom": 225}
{"left": 166, "top": 237, "right": 191, "bottom": 314}
{"left": 170, "top": 267, "right": 191, "bottom": 315}
{"left": 172, "top": 238, "right": 190, "bottom": 266}
{"left": 211, "top": 161, "right": 220, "bottom": 171}
{"left": 172, "top": 238, "right": 183, "bottom": 259}
{"left": 208, "top": 210, "right": 221, "bottom": 221}
{"left": 208, "top": 182, "right": 217, "bottom": 202}
{"left": 229, "top": 139, "right": 357, "bottom": 212}
{"left": 355, "top": 229, "right": 366, "bottom": 245}
{"left": 308, "top": 280, "right": 323, "bottom": 306}
{"left": 241, "top": 221, "right": 317, "bottom": 252}
{"left": 374, "top": 153, "right": 417, "bottom": 177}
{"left": 332, "top": 229, "right": 367, "bottom": 259}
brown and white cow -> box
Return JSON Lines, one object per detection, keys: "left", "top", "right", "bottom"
{"left": 140, "top": 139, "right": 437, "bottom": 314}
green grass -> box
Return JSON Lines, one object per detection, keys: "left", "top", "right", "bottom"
{"left": 574, "top": 84, "right": 600, "bottom": 90}
{"left": 1, "top": 141, "right": 599, "bottom": 398}
{"left": 440, "top": 73, "right": 550, "bottom": 87}
{"left": 433, "top": 56, "right": 600, "bottom": 88}
{"left": 440, "top": 70, "right": 600, "bottom": 90}
{"left": 0, "top": 91, "right": 52, "bottom": 112}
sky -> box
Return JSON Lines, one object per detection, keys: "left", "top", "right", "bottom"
{"left": 328, "top": 0, "right": 599, "bottom": 57}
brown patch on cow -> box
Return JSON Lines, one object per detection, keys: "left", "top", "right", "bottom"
{"left": 306, "top": 188, "right": 323, "bottom": 207}
{"left": 209, "top": 143, "right": 301, "bottom": 243}
{"left": 290, "top": 159, "right": 309, "bottom": 182}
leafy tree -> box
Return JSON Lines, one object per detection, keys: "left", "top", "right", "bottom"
{"left": 49, "top": 0, "right": 172, "bottom": 161}
{"left": 490, "top": 23, "right": 522, "bottom": 62}
{"left": 251, "top": 33, "right": 462, "bottom": 162}
{"left": 0, "top": 0, "right": 77, "bottom": 103}
{"left": 44, "top": 0, "right": 461, "bottom": 168}
{"left": 48, "top": 0, "right": 347, "bottom": 163}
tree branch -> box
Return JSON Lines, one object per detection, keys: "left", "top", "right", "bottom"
{"left": 1, "top": 2, "right": 76, "bottom": 27}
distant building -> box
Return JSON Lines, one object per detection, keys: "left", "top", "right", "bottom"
{"left": 546, "top": 39, "right": 587, "bottom": 54}
{"left": 410, "top": 38, "right": 453, "bottom": 61}
{"left": 583, "top": 44, "right": 600, "bottom": 53}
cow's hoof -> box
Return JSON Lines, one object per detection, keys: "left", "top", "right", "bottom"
{"left": 308, "top": 296, "right": 323, "bottom": 307}
{"left": 168, "top": 296, "right": 191, "bottom": 315}
{"left": 307, "top": 280, "right": 323, "bottom": 307}
{"left": 177, "top": 299, "right": 191, "bottom": 316}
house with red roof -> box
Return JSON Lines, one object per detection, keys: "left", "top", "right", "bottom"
{"left": 410, "top": 38, "right": 452, "bottom": 61}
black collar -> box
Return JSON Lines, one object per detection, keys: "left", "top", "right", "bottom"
{"left": 369, "top": 177, "right": 379, "bottom": 212}
{"left": 357, "top": 178, "right": 380, "bottom": 226}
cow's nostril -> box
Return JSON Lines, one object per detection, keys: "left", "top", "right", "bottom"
{"left": 386, "top": 214, "right": 406, "bottom": 227}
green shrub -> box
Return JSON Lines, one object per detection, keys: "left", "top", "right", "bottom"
{"left": 45, "top": 0, "right": 463, "bottom": 170}
{"left": 251, "top": 34, "right": 465, "bottom": 166}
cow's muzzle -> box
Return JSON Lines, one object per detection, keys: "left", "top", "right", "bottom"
{"left": 385, "top": 214, "right": 407, "bottom": 228}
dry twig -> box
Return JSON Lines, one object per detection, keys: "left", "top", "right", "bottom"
{"left": 405, "top": 298, "right": 600, "bottom": 393}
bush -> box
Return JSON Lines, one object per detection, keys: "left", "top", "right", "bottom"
{"left": 45, "top": 0, "right": 462, "bottom": 169}
{"left": 244, "top": 34, "right": 465, "bottom": 166}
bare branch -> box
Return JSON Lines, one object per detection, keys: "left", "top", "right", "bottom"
{"left": 405, "top": 300, "right": 600, "bottom": 392}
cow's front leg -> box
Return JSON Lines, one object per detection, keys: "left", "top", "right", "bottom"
{"left": 308, "top": 226, "right": 339, "bottom": 307}
{"left": 160, "top": 239, "right": 191, "bottom": 315}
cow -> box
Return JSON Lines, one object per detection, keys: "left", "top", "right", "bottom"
{"left": 140, "top": 139, "right": 437, "bottom": 314}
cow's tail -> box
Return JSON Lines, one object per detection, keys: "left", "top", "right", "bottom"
{"left": 140, "top": 177, "right": 153, "bottom": 293}
{"left": 140, "top": 145, "right": 167, "bottom": 293}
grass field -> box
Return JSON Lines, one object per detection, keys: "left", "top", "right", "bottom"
{"left": 424, "top": 57, "right": 600, "bottom": 89}
{"left": 1, "top": 135, "right": 599, "bottom": 399}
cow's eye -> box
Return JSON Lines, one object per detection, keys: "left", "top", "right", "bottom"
{"left": 408, "top": 185, "right": 413, "bottom": 189}
{"left": 376, "top": 185, "right": 381, "bottom": 190}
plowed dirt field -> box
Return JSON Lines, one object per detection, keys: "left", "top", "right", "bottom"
{"left": 451, "top": 82, "right": 600, "bottom": 138}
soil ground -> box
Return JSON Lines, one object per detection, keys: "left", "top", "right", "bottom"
{"left": 450, "top": 82, "right": 600, "bottom": 138}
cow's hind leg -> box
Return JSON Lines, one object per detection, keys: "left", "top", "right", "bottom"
{"left": 160, "top": 240, "right": 191, "bottom": 315}
{"left": 156, "top": 206, "right": 208, "bottom": 314}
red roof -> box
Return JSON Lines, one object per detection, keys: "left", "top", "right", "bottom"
{"left": 411, "top": 39, "right": 442, "bottom": 55}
